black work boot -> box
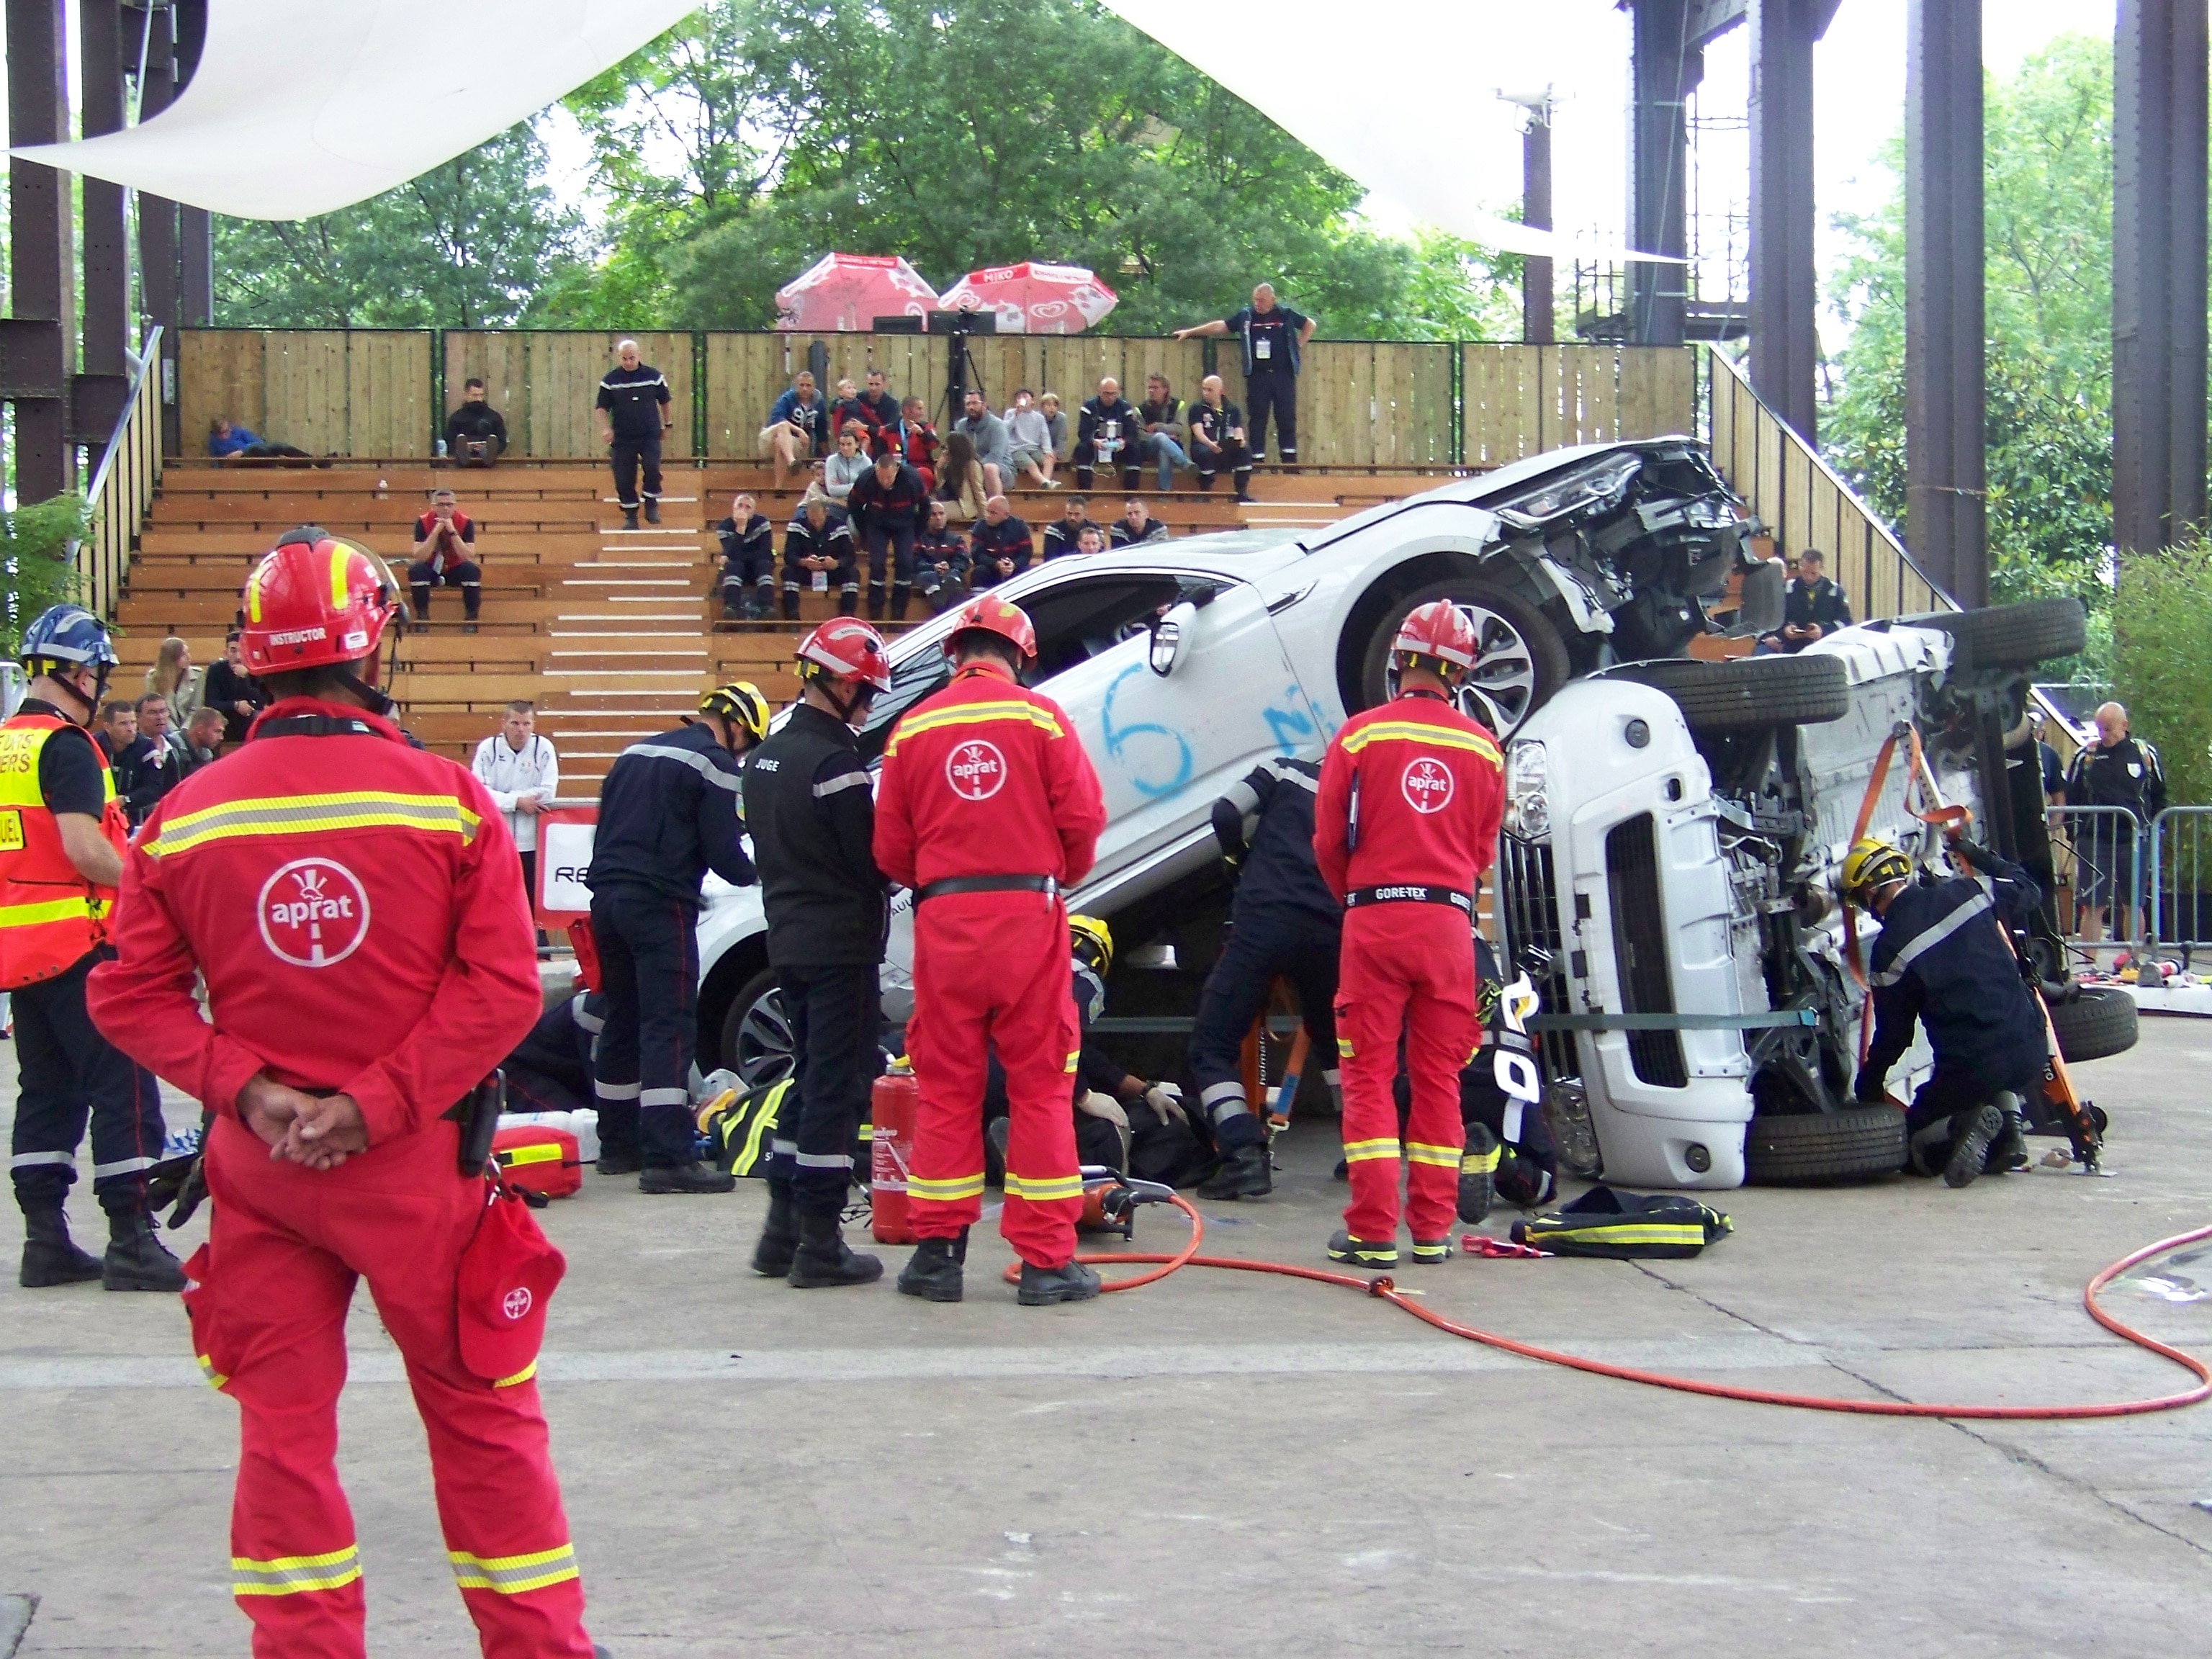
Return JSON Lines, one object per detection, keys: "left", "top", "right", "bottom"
{"left": 897, "top": 1232, "right": 966, "bottom": 1303}
{"left": 644, "top": 498, "right": 661, "bottom": 525}
{"left": 788, "top": 1211, "right": 884, "bottom": 1288}
{"left": 19, "top": 1205, "right": 102, "bottom": 1287}
{"left": 1987, "top": 1092, "right": 2030, "bottom": 1174}
{"left": 595, "top": 1147, "right": 642, "bottom": 1177}
{"left": 750, "top": 1187, "right": 800, "bottom": 1277}
{"left": 104, "top": 1209, "right": 186, "bottom": 1292}
{"left": 1197, "top": 1142, "right": 1272, "bottom": 1200}
{"left": 1017, "top": 1258, "right": 1102, "bottom": 1306}
{"left": 1457, "top": 1123, "right": 1498, "bottom": 1224}
{"left": 621, "top": 508, "right": 639, "bottom": 531}
{"left": 721, "top": 590, "right": 744, "bottom": 621}
{"left": 1943, "top": 1104, "right": 2007, "bottom": 1190}
{"left": 1326, "top": 1229, "right": 1399, "bottom": 1269}
{"left": 639, "top": 1161, "right": 736, "bottom": 1195}
{"left": 1408, "top": 1237, "right": 1455, "bottom": 1264}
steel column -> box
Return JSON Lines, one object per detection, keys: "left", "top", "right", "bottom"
{"left": 135, "top": 1, "right": 181, "bottom": 454}
{"left": 1904, "top": 0, "right": 1987, "bottom": 607}
{"left": 2114, "top": 0, "right": 2210, "bottom": 558}
{"left": 1628, "top": 0, "right": 1697, "bottom": 346}
{"left": 176, "top": 0, "right": 213, "bottom": 325}
{"left": 4, "top": 0, "right": 78, "bottom": 500}
{"left": 1748, "top": 0, "right": 1829, "bottom": 444}
{"left": 1522, "top": 106, "right": 1555, "bottom": 345}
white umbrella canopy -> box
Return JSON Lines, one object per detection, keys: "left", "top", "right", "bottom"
{"left": 8, "top": 0, "right": 697, "bottom": 221}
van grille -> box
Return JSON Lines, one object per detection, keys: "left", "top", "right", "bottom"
{"left": 1606, "top": 813, "right": 1686, "bottom": 1087}
{"left": 1498, "top": 835, "right": 1577, "bottom": 1082}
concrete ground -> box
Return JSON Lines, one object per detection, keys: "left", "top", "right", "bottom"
{"left": 3, "top": 1026, "right": 2211, "bottom": 1658}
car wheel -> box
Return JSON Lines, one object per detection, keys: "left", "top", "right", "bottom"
{"left": 1357, "top": 577, "right": 1570, "bottom": 737}
{"left": 2046, "top": 984, "right": 2139, "bottom": 1064}
{"left": 719, "top": 968, "right": 794, "bottom": 1089}
{"left": 1744, "top": 1105, "right": 1906, "bottom": 1184}
{"left": 1911, "top": 598, "right": 2087, "bottom": 669}
{"left": 1599, "top": 653, "right": 1851, "bottom": 734}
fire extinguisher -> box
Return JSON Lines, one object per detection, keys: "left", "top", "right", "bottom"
{"left": 871, "top": 1057, "right": 919, "bottom": 1245}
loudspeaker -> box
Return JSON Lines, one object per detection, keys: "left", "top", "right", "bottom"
{"left": 872, "top": 315, "right": 925, "bottom": 334}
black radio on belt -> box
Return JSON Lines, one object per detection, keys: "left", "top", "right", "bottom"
{"left": 447, "top": 1071, "right": 505, "bottom": 1176}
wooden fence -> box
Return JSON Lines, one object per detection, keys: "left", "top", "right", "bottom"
{"left": 1703, "top": 346, "right": 1946, "bottom": 621}
{"left": 176, "top": 330, "right": 1697, "bottom": 469}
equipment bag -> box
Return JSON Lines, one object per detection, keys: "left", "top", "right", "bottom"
{"left": 490, "top": 1126, "right": 583, "bottom": 1200}
{"left": 1510, "top": 1184, "right": 1732, "bottom": 1259}
{"left": 706, "top": 1079, "right": 791, "bottom": 1175}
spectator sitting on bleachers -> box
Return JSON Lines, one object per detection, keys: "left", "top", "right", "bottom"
{"left": 1002, "top": 389, "right": 1060, "bottom": 490}
{"left": 1137, "top": 375, "right": 1190, "bottom": 493}
{"left": 1111, "top": 497, "right": 1170, "bottom": 547}
{"left": 409, "top": 487, "right": 482, "bottom": 626}
{"left": 1039, "top": 392, "right": 1069, "bottom": 461}
{"left": 95, "top": 699, "right": 136, "bottom": 765}
{"left": 715, "top": 490, "right": 777, "bottom": 621}
{"left": 143, "top": 636, "right": 201, "bottom": 730}
{"left": 1075, "top": 526, "right": 1107, "bottom": 559}
{"left": 938, "top": 431, "right": 987, "bottom": 519}
{"left": 443, "top": 377, "right": 508, "bottom": 465}
{"left": 952, "top": 388, "right": 1012, "bottom": 498}
{"left": 117, "top": 693, "right": 189, "bottom": 827}
{"left": 968, "top": 495, "right": 1033, "bottom": 588}
{"left": 830, "top": 377, "right": 864, "bottom": 437}
{"left": 760, "top": 369, "right": 830, "bottom": 490}
{"left": 1076, "top": 377, "right": 1143, "bottom": 494}
{"left": 182, "top": 706, "right": 226, "bottom": 773}
{"left": 198, "top": 628, "right": 264, "bottom": 746}
{"left": 782, "top": 496, "right": 859, "bottom": 620}
{"left": 849, "top": 369, "right": 903, "bottom": 458}
{"left": 1189, "top": 374, "right": 1254, "bottom": 503}
{"left": 822, "top": 425, "right": 871, "bottom": 505}
{"left": 1042, "top": 495, "right": 1103, "bottom": 559}
{"left": 898, "top": 396, "right": 940, "bottom": 492}
{"left": 914, "top": 500, "right": 971, "bottom": 614}
{"left": 206, "top": 418, "right": 311, "bottom": 462}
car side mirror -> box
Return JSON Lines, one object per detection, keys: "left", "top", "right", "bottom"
{"left": 1149, "top": 600, "right": 1197, "bottom": 677}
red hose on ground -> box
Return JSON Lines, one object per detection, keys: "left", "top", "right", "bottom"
{"left": 1011, "top": 1198, "right": 2212, "bottom": 1420}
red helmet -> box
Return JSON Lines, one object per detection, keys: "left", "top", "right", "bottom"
{"left": 796, "top": 616, "right": 891, "bottom": 691}
{"left": 943, "top": 593, "right": 1037, "bottom": 663}
{"left": 1390, "top": 600, "right": 1479, "bottom": 673}
{"left": 240, "top": 529, "right": 396, "bottom": 675}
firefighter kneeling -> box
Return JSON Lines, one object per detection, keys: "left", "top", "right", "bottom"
{"left": 873, "top": 594, "right": 1109, "bottom": 1305}
{"left": 1313, "top": 601, "right": 1505, "bottom": 1268}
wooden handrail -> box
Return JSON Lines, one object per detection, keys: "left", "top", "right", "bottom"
{"left": 75, "top": 325, "right": 166, "bottom": 621}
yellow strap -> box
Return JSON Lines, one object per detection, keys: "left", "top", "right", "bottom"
{"left": 498, "top": 1142, "right": 565, "bottom": 1167}
{"left": 1532, "top": 1223, "right": 1711, "bottom": 1246}
{"left": 493, "top": 1361, "right": 538, "bottom": 1388}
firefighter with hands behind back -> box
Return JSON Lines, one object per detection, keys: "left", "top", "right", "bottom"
{"left": 84, "top": 529, "right": 603, "bottom": 1659}
{"left": 875, "top": 594, "right": 1110, "bottom": 1306}
{"left": 743, "top": 618, "right": 895, "bottom": 1290}
{"left": 4, "top": 603, "right": 178, "bottom": 1292}
{"left": 1313, "top": 601, "right": 1506, "bottom": 1268}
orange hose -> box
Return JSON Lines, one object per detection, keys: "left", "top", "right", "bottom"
{"left": 1016, "top": 1200, "right": 2212, "bottom": 1419}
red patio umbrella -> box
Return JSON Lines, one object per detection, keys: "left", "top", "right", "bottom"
{"left": 937, "top": 262, "right": 1119, "bottom": 334}
{"left": 775, "top": 253, "right": 939, "bottom": 332}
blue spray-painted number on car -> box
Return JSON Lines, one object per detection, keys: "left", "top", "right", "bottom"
{"left": 1102, "top": 664, "right": 1194, "bottom": 797}
{"left": 1262, "top": 687, "right": 1316, "bottom": 755}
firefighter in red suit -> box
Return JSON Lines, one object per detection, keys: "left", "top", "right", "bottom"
{"left": 873, "top": 593, "right": 1109, "bottom": 1306}
{"left": 1313, "top": 600, "right": 1504, "bottom": 1269}
{"left": 86, "top": 530, "right": 601, "bottom": 1659}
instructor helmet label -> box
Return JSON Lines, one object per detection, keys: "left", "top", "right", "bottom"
{"left": 946, "top": 738, "right": 1007, "bottom": 801}
{"left": 1403, "top": 756, "right": 1455, "bottom": 814}
{"left": 257, "top": 858, "right": 372, "bottom": 968}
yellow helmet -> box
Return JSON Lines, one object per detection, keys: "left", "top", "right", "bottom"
{"left": 698, "top": 681, "right": 771, "bottom": 743}
{"left": 1069, "top": 914, "right": 1114, "bottom": 976}
{"left": 1840, "top": 837, "right": 1912, "bottom": 902}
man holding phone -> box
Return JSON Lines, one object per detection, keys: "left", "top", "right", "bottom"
{"left": 1755, "top": 549, "right": 1853, "bottom": 655}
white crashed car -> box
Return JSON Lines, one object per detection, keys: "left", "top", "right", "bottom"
{"left": 698, "top": 439, "right": 1765, "bottom": 1081}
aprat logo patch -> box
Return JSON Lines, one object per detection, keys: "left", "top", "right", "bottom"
{"left": 946, "top": 738, "right": 1007, "bottom": 801}
{"left": 1402, "top": 756, "right": 1455, "bottom": 814}
{"left": 502, "top": 1287, "right": 533, "bottom": 1321}
{"left": 257, "top": 858, "right": 371, "bottom": 968}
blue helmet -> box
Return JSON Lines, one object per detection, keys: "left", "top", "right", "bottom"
{"left": 19, "top": 604, "right": 118, "bottom": 672}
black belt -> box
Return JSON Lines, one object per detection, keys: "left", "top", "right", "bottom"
{"left": 1344, "top": 885, "right": 1474, "bottom": 914}
{"left": 914, "top": 875, "right": 1058, "bottom": 904}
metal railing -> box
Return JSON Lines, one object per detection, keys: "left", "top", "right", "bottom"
{"left": 2148, "top": 806, "right": 2212, "bottom": 959}
{"left": 2046, "top": 805, "right": 2148, "bottom": 950}
{"left": 77, "top": 325, "right": 165, "bottom": 620}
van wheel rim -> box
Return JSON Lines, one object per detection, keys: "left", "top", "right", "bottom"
{"left": 736, "top": 989, "right": 794, "bottom": 1088}
{"left": 1452, "top": 602, "right": 1539, "bottom": 735}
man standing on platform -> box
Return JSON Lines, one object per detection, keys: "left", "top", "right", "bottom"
{"left": 1174, "top": 284, "right": 1316, "bottom": 466}
{"left": 596, "top": 339, "right": 673, "bottom": 530}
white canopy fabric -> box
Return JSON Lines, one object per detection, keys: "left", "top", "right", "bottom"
{"left": 1102, "top": 0, "right": 1683, "bottom": 264}
{"left": 9, "top": 0, "right": 698, "bottom": 221}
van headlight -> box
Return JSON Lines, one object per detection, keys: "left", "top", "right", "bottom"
{"left": 1504, "top": 739, "right": 1550, "bottom": 839}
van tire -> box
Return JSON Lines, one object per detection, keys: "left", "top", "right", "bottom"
{"left": 1356, "top": 577, "right": 1570, "bottom": 737}
{"left": 2046, "top": 985, "right": 2138, "bottom": 1064}
{"left": 1744, "top": 1105, "right": 1906, "bottom": 1184}
{"left": 1601, "top": 653, "right": 1851, "bottom": 734}
{"left": 1913, "top": 598, "right": 2087, "bottom": 669}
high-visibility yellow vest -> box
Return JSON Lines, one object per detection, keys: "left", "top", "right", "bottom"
{"left": 0, "top": 713, "right": 130, "bottom": 989}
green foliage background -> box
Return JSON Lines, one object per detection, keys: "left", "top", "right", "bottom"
{"left": 0, "top": 495, "right": 92, "bottom": 657}
{"left": 2112, "top": 537, "right": 2212, "bottom": 812}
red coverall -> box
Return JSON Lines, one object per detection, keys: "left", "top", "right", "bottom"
{"left": 86, "top": 697, "right": 593, "bottom": 1659}
{"left": 873, "top": 661, "right": 1107, "bottom": 1267}
{"left": 1313, "top": 691, "right": 1504, "bottom": 1244}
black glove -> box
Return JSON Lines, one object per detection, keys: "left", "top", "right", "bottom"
{"left": 1948, "top": 837, "right": 1997, "bottom": 871}
{"left": 1852, "top": 1067, "right": 1887, "bottom": 1105}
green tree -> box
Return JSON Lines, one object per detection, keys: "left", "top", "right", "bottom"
{"left": 2112, "top": 536, "right": 2212, "bottom": 807}
{"left": 214, "top": 123, "right": 589, "bottom": 328}
{"left": 0, "top": 495, "right": 91, "bottom": 655}
{"left": 1822, "top": 36, "right": 2116, "bottom": 662}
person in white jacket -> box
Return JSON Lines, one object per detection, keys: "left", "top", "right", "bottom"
{"left": 472, "top": 699, "right": 560, "bottom": 904}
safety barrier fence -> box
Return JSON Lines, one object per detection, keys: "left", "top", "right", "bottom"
{"left": 175, "top": 328, "right": 1697, "bottom": 470}
{"left": 76, "top": 325, "right": 166, "bottom": 621}
{"left": 2046, "top": 806, "right": 2148, "bottom": 950}
{"left": 2147, "top": 806, "right": 2212, "bottom": 956}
